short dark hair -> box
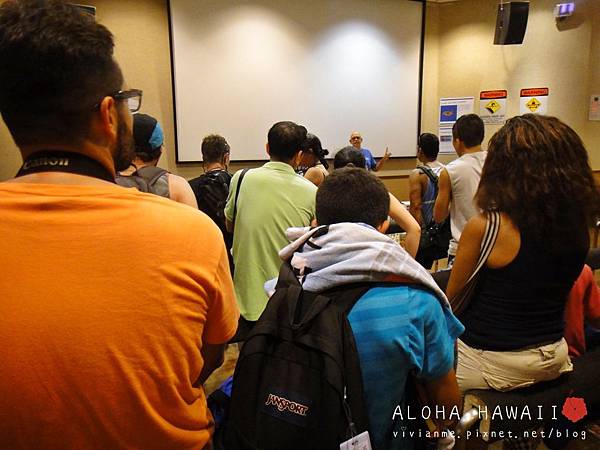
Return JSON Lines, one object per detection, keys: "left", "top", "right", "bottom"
{"left": 418, "top": 133, "right": 439, "bottom": 159}
{"left": 202, "top": 134, "right": 230, "bottom": 163}
{"left": 267, "top": 121, "right": 306, "bottom": 161}
{"left": 333, "top": 146, "right": 366, "bottom": 169}
{"left": 452, "top": 114, "right": 484, "bottom": 148}
{"left": 0, "top": 0, "right": 123, "bottom": 146}
{"left": 316, "top": 167, "right": 389, "bottom": 228}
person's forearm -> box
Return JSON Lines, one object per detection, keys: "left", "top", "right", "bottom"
{"left": 404, "top": 228, "right": 420, "bottom": 258}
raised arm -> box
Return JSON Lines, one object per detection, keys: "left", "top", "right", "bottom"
{"left": 433, "top": 169, "right": 451, "bottom": 224}
{"left": 389, "top": 193, "right": 421, "bottom": 258}
{"left": 374, "top": 147, "right": 391, "bottom": 172}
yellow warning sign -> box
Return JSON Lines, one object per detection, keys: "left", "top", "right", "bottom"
{"left": 526, "top": 97, "right": 542, "bottom": 112}
{"left": 485, "top": 100, "right": 501, "bottom": 114}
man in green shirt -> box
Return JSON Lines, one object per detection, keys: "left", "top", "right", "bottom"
{"left": 225, "top": 122, "right": 317, "bottom": 335}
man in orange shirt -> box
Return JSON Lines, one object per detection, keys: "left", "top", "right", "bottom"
{"left": 0, "top": 1, "right": 239, "bottom": 448}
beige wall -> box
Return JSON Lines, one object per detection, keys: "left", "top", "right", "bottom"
{"left": 422, "top": 0, "right": 600, "bottom": 166}
{"left": 1, "top": 0, "right": 598, "bottom": 185}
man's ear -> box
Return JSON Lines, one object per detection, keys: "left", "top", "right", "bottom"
{"left": 265, "top": 142, "right": 270, "bottom": 157}
{"left": 293, "top": 150, "right": 305, "bottom": 168}
{"left": 97, "top": 96, "right": 118, "bottom": 144}
{"left": 376, "top": 219, "right": 390, "bottom": 234}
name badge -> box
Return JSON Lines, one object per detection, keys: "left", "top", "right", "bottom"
{"left": 340, "top": 431, "right": 372, "bottom": 450}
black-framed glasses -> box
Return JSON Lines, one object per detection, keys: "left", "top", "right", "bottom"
{"left": 95, "top": 89, "right": 143, "bottom": 113}
{"left": 113, "top": 89, "right": 142, "bottom": 113}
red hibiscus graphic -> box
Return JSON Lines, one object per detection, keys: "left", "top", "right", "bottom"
{"left": 562, "top": 397, "right": 588, "bottom": 423}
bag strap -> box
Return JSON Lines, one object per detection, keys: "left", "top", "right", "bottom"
{"left": 463, "top": 210, "right": 501, "bottom": 286}
{"left": 417, "top": 164, "right": 439, "bottom": 188}
{"left": 449, "top": 211, "right": 501, "bottom": 315}
{"left": 232, "top": 168, "right": 249, "bottom": 225}
{"left": 135, "top": 166, "right": 168, "bottom": 185}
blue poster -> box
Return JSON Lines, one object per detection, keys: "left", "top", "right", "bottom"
{"left": 440, "top": 105, "right": 458, "bottom": 122}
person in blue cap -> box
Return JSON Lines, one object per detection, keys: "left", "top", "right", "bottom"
{"left": 117, "top": 113, "right": 197, "bottom": 208}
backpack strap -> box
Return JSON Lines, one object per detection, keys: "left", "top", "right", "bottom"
{"left": 232, "top": 168, "right": 250, "bottom": 225}
{"left": 135, "top": 166, "right": 168, "bottom": 185}
{"left": 417, "top": 165, "right": 439, "bottom": 194}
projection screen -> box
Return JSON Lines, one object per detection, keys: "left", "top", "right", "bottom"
{"left": 169, "top": 0, "right": 424, "bottom": 162}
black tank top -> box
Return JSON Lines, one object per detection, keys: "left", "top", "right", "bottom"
{"left": 460, "top": 232, "right": 587, "bottom": 351}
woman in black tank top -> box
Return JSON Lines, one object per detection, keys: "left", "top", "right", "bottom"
{"left": 447, "top": 114, "right": 600, "bottom": 393}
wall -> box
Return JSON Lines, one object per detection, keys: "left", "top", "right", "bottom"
{"left": 0, "top": 0, "right": 182, "bottom": 181}
{"left": 422, "top": 0, "right": 600, "bottom": 167}
{"left": 0, "top": 0, "right": 598, "bottom": 187}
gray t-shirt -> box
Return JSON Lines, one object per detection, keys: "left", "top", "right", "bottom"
{"left": 445, "top": 151, "right": 487, "bottom": 255}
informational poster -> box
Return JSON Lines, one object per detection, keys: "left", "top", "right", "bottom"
{"left": 479, "top": 90, "right": 507, "bottom": 124}
{"left": 439, "top": 97, "right": 474, "bottom": 153}
{"left": 519, "top": 87, "right": 549, "bottom": 115}
{"left": 590, "top": 95, "right": 600, "bottom": 121}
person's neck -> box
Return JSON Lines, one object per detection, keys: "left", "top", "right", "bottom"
{"left": 269, "top": 157, "right": 294, "bottom": 167}
{"left": 420, "top": 157, "right": 437, "bottom": 165}
{"left": 204, "top": 162, "right": 226, "bottom": 172}
{"left": 14, "top": 142, "right": 116, "bottom": 185}
{"left": 132, "top": 158, "right": 157, "bottom": 169}
{"left": 460, "top": 145, "right": 482, "bottom": 156}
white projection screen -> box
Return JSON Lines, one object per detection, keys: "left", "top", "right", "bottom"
{"left": 168, "top": 0, "right": 424, "bottom": 162}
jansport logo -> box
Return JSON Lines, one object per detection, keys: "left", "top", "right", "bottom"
{"left": 265, "top": 393, "right": 310, "bottom": 417}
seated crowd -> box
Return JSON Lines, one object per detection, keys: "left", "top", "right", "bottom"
{"left": 0, "top": 1, "right": 599, "bottom": 450}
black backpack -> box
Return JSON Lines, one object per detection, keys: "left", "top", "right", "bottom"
{"left": 115, "top": 166, "right": 169, "bottom": 198}
{"left": 189, "top": 171, "right": 231, "bottom": 230}
{"left": 416, "top": 166, "right": 451, "bottom": 264}
{"left": 221, "top": 260, "right": 372, "bottom": 450}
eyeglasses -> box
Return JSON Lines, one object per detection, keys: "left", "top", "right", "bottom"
{"left": 350, "top": 136, "right": 362, "bottom": 141}
{"left": 94, "top": 89, "right": 143, "bottom": 113}
{"left": 113, "top": 89, "right": 143, "bottom": 113}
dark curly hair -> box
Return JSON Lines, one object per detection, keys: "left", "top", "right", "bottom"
{"left": 476, "top": 114, "right": 600, "bottom": 250}
{"left": 201, "top": 134, "right": 230, "bottom": 163}
{"left": 0, "top": 0, "right": 123, "bottom": 146}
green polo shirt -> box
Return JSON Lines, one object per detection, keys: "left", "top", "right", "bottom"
{"left": 224, "top": 162, "right": 317, "bottom": 320}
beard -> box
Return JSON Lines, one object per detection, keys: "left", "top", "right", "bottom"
{"left": 113, "top": 110, "right": 136, "bottom": 172}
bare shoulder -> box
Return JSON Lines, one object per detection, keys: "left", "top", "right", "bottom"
{"left": 168, "top": 173, "right": 188, "bottom": 185}
{"left": 463, "top": 213, "right": 487, "bottom": 238}
{"left": 168, "top": 173, "right": 198, "bottom": 208}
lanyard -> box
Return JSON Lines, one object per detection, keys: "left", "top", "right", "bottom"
{"left": 16, "top": 151, "right": 115, "bottom": 183}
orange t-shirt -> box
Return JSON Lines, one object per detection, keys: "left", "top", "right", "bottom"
{"left": 0, "top": 182, "right": 239, "bottom": 449}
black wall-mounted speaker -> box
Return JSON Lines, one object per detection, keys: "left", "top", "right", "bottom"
{"left": 494, "top": 2, "right": 529, "bottom": 45}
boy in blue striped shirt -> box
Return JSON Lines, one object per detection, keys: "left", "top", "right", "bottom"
{"left": 275, "top": 167, "right": 464, "bottom": 449}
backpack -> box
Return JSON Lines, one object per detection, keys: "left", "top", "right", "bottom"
{"left": 189, "top": 171, "right": 231, "bottom": 230}
{"left": 416, "top": 166, "right": 451, "bottom": 264}
{"left": 220, "top": 259, "right": 372, "bottom": 450}
{"left": 115, "top": 166, "right": 169, "bottom": 198}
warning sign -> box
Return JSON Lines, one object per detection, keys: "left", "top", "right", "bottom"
{"left": 485, "top": 100, "right": 501, "bottom": 114}
{"left": 479, "top": 90, "right": 507, "bottom": 124}
{"left": 520, "top": 87, "right": 549, "bottom": 115}
{"left": 525, "top": 97, "right": 541, "bottom": 112}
